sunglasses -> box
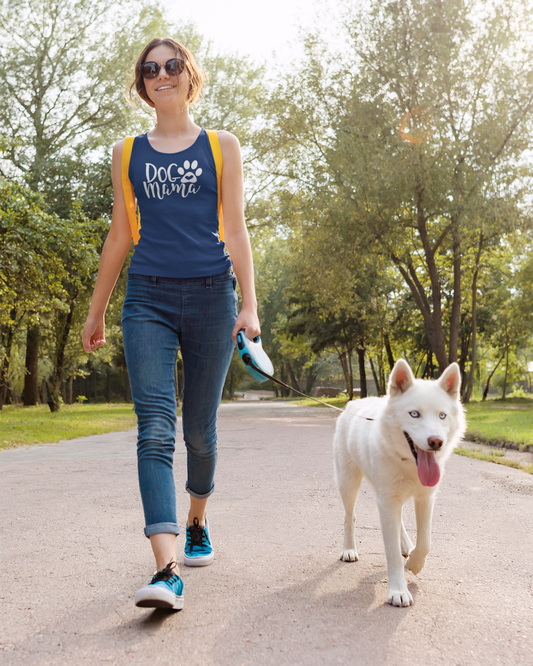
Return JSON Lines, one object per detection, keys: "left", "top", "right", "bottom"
{"left": 141, "top": 57, "right": 185, "bottom": 79}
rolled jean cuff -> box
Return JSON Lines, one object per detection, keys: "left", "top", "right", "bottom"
{"left": 144, "top": 522, "right": 180, "bottom": 538}
{"left": 185, "top": 480, "right": 215, "bottom": 500}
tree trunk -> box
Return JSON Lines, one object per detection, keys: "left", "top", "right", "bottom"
{"left": 305, "top": 364, "right": 318, "bottom": 395}
{"left": 482, "top": 354, "right": 504, "bottom": 400}
{"left": 68, "top": 375, "right": 73, "bottom": 405}
{"left": 105, "top": 366, "right": 111, "bottom": 403}
{"left": 23, "top": 324, "right": 40, "bottom": 405}
{"left": 378, "top": 343, "right": 386, "bottom": 395}
{"left": 0, "top": 323, "right": 15, "bottom": 411}
{"left": 347, "top": 350, "right": 354, "bottom": 400}
{"left": 357, "top": 340, "right": 367, "bottom": 399}
{"left": 391, "top": 255, "right": 449, "bottom": 371}
{"left": 124, "top": 369, "right": 131, "bottom": 402}
{"left": 421, "top": 348, "right": 432, "bottom": 379}
{"left": 502, "top": 341, "right": 510, "bottom": 400}
{"left": 286, "top": 360, "right": 300, "bottom": 395}
{"left": 448, "top": 227, "right": 462, "bottom": 364}
{"left": 48, "top": 292, "right": 77, "bottom": 412}
{"left": 463, "top": 232, "right": 483, "bottom": 404}
{"left": 279, "top": 363, "right": 289, "bottom": 397}
{"left": 40, "top": 378, "right": 48, "bottom": 405}
{"left": 384, "top": 333, "right": 395, "bottom": 373}
{"left": 336, "top": 349, "right": 353, "bottom": 400}
{"left": 368, "top": 354, "right": 383, "bottom": 396}
{"left": 458, "top": 330, "right": 471, "bottom": 388}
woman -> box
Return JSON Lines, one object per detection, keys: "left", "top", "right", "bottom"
{"left": 82, "top": 37, "right": 260, "bottom": 611}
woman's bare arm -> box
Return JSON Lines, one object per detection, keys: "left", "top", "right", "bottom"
{"left": 218, "top": 131, "right": 260, "bottom": 343}
{"left": 82, "top": 140, "right": 133, "bottom": 352}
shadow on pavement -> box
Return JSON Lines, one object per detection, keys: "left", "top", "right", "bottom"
{"left": 212, "top": 561, "right": 418, "bottom": 666}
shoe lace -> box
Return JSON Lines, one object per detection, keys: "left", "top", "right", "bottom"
{"left": 152, "top": 560, "right": 178, "bottom": 584}
{"left": 187, "top": 517, "right": 208, "bottom": 551}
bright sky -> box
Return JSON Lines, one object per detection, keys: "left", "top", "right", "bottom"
{"left": 163, "top": 0, "right": 324, "bottom": 63}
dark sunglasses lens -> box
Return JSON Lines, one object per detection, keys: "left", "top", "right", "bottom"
{"left": 141, "top": 62, "right": 159, "bottom": 79}
{"left": 166, "top": 58, "right": 184, "bottom": 76}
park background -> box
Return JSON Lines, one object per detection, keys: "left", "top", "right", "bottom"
{"left": 2, "top": 0, "right": 533, "bottom": 456}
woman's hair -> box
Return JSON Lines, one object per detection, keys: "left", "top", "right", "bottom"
{"left": 131, "top": 37, "right": 205, "bottom": 107}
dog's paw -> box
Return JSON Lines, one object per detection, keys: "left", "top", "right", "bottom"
{"left": 340, "top": 549, "right": 359, "bottom": 562}
{"left": 387, "top": 587, "right": 413, "bottom": 607}
{"left": 405, "top": 550, "right": 426, "bottom": 576}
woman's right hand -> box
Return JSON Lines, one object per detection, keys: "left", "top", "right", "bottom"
{"left": 82, "top": 316, "right": 106, "bottom": 353}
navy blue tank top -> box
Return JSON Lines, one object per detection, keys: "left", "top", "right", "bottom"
{"left": 127, "top": 129, "right": 231, "bottom": 278}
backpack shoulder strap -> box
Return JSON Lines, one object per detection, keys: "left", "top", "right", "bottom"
{"left": 206, "top": 129, "right": 224, "bottom": 241}
{"left": 121, "top": 136, "right": 141, "bottom": 245}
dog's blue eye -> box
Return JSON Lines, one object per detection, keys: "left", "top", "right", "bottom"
{"left": 409, "top": 411, "right": 420, "bottom": 418}
{"left": 439, "top": 412, "right": 446, "bottom": 419}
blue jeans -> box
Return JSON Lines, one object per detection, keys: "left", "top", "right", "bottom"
{"left": 122, "top": 269, "right": 237, "bottom": 538}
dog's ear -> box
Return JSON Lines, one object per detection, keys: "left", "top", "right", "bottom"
{"left": 437, "top": 362, "right": 461, "bottom": 399}
{"left": 388, "top": 359, "right": 415, "bottom": 396}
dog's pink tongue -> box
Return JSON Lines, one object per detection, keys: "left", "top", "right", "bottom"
{"left": 416, "top": 449, "right": 440, "bottom": 486}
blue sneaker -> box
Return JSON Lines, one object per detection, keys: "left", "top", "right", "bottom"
{"left": 134, "top": 561, "right": 184, "bottom": 610}
{"left": 184, "top": 517, "right": 214, "bottom": 567}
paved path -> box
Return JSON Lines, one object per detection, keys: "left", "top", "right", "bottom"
{"left": 1, "top": 402, "right": 532, "bottom": 666}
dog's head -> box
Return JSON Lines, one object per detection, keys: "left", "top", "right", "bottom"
{"left": 383, "top": 359, "right": 466, "bottom": 487}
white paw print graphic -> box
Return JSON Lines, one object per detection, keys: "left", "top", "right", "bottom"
{"left": 178, "top": 160, "right": 202, "bottom": 183}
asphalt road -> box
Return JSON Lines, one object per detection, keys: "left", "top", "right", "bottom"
{"left": 1, "top": 402, "right": 532, "bottom": 666}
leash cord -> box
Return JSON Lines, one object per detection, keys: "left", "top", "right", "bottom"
{"left": 242, "top": 356, "right": 374, "bottom": 419}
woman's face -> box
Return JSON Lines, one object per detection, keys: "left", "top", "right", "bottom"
{"left": 143, "top": 44, "right": 189, "bottom": 108}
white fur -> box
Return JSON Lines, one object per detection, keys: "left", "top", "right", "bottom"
{"left": 333, "top": 359, "right": 466, "bottom": 607}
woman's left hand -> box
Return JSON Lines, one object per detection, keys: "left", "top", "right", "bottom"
{"left": 232, "top": 307, "right": 261, "bottom": 344}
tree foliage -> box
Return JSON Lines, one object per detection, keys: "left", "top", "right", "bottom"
{"left": 260, "top": 0, "right": 533, "bottom": 375}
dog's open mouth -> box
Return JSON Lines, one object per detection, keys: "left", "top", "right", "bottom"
{"left": 404, "top": 431, "right": 417, "bottom": 462}
{"left": 403, "top": 431, "right": 440, "bottom": 487}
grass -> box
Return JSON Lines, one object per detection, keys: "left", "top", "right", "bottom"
{"left": 455, "top": 445, "right": 533, "bottom": 475}
{"left": 0, "top": 403, "right": 138, "bottom": 450}
{"left": 3, "top": 393, "right": 533, "bottom": 467}
{"left": 288, "top": 395, "right": 351, "bottom": 409}
{"left": 294, "top": 395, "right": 533, "bottom": 449}
{"left": 464, "top": 398, "right": 533, "bottom": 450}
{"left": 292, "top": 394, "right": 533, "bottom": 475}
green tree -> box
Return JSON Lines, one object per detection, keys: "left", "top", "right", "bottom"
{"left": 0, "top": 0, "right": 168, "bottom": 403}
{"left": 261, "top": 0, "right": 533, "bottom": 373}
{"left": 0, "top": 179, "right": 67, "bottom": 408}
{"left": 45, "top": 204, "right": 106, "bottom": 411}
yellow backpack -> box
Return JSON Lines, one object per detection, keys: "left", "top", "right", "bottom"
{"left": 120, "top": 130, "right": 224, "bottom": 245}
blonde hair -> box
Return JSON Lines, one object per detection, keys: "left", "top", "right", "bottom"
{"left": 131, "top": 37, "right": 205, "bottom": 107}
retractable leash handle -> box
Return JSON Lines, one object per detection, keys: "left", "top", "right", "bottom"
{"left": 236, "top": 330, "right": 274, "bottom": 383}
{"left": 236, "top": 329, "right": 347, "bottom": 413}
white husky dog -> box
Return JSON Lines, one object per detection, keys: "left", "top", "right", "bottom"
{"left": 333, "top": 359, "right": 466, "bottom": 607}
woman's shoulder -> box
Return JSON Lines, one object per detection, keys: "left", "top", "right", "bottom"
{"left": 213, "top": 131, "right": 241, "bottom": 163}
{"left": 215, "top": 130, "right": 240, "bottom": 149}
{"left": 112, "top": 134, "right": 145, "bottom": 157}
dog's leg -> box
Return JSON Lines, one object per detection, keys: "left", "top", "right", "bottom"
{"left": 406, "top": 493, "right": 434, "bottom": 575}
{"left": 400, "top": 509, "right": 414, "bottom": 558}
{"left": 377, "top": 497, "right": 413, "bottom": 607}
{"left": 336, "top": 461, "right": 363, "bottom": 562}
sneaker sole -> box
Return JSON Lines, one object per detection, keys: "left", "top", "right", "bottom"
{"left": 135, "top": 587, "right": 184, "bottom": 610}
{"left": 183, "top": 551, "right": 215, "bottom": 567}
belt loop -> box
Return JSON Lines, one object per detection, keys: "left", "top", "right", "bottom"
{"left": 206, "top": 276, "right": 213, "bottom": 289}
{"left": 150, "top": 276, "right": 157, "bottom": 286}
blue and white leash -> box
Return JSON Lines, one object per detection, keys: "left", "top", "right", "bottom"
{"left": 236, "top": 330, "right": 374, "bottom": 419}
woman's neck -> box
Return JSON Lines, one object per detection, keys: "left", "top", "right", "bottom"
{"left": 152, "top": 104, "right": 198, "bottom": 138}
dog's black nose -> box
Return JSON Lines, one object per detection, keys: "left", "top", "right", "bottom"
{"left": 427, "top": 437, "right": 443, "bottom": 450}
